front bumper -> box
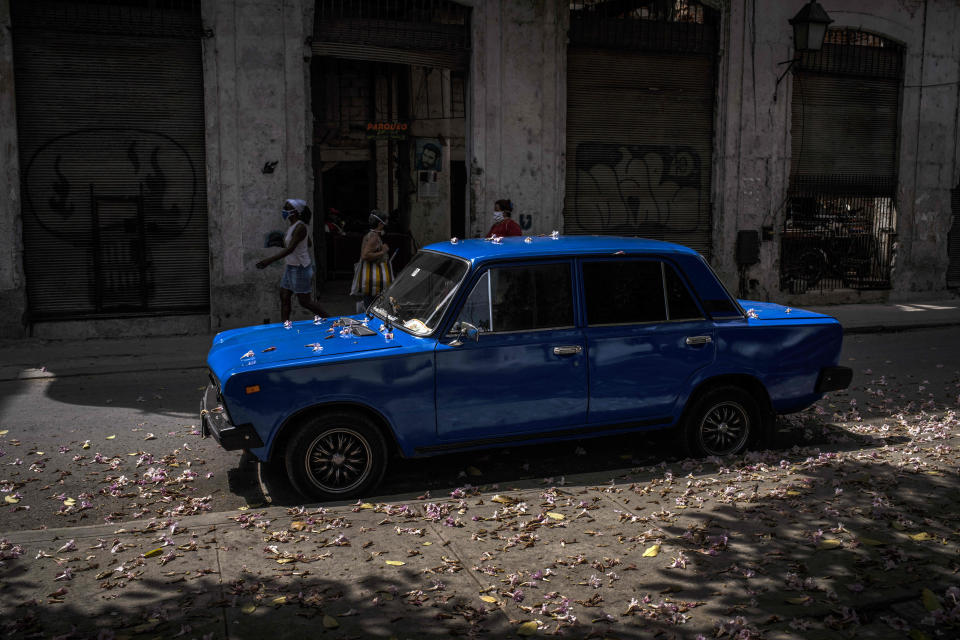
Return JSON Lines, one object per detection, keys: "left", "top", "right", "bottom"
{"left": 201, "top": 381, "right": 264, "bottom": 450}
{"left": 815, "top": 366, "right": 853, "bottom": 393}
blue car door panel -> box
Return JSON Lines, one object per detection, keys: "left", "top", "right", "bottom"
{"left": 435, "top": 261, "right": 587, "bottom": 440}
{"left": 435, "top": 328, "right": 587, "bottom": 438}
{"left": 586, "top": 321, "right": 714, "bottom": 424}
{"left": 580, "top": 258, "right": 715, "bottom": 425}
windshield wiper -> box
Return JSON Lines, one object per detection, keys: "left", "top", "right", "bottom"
{"left": 365, "top": 291, "right": 384, "bottom": 320}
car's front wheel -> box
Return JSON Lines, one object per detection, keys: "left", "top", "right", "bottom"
{"left": 284, "top": 410, "right": 387, "bottom": 501}
{"left": 682, "top": 386, "right": 758, "bottom": 458}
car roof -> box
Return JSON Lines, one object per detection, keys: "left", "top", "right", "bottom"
{"left": 421, "top": 235, "right": 701, "bottom": 263}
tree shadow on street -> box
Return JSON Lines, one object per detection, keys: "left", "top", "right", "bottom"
{"left": 606, "top": 453, "right": 960, "bottom": 639}
{"left": 38, "top": 367, "right": 207, "bottom": 417}
{"left": 0, "top": 541, "right": 688, "bottom": 639}
{"left": 4, "top": 446, "right": 959, "bottom": 639}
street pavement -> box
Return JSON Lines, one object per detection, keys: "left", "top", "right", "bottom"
{"left": 1, "top": 298, "right": 960, "bottom": 639}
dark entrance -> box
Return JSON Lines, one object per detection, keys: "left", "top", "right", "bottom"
{"left": 310, "top": 0, "right": 470, "bottom": 288}
{"left": 11, "top": 0, "right": 210, "bottom": 321}
{"left": 320, "top": 161, "right": 372, "bottom": 278}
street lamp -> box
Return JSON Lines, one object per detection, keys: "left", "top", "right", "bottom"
{"left": 789, "top": 0, "right": 833, "bottom": 52}
{"left": 775, "top": 1, "right": 833, "bottom": 99}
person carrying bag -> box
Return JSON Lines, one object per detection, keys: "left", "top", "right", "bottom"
{"left": 351, "top": 210, "right": 393, "bottom": 312}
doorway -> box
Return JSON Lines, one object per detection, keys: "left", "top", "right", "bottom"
{"left": 321, "top": 161, "right": 371, "bottom": 278}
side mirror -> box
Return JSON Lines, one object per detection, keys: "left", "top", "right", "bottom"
{"left": 447, "top": 321, "right": 480, "bottom": 347}
{"left": 461, "top": 321, "right": 480, "bottom": 343}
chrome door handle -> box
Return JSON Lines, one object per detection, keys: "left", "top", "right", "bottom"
{"left": 553, "top": 345, "right": 583, "bottom": 356}
{"left": 685, "top": 335, "right": 712, "bottom": 346}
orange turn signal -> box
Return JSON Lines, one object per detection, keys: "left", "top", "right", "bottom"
{"left": 245, "top": 385, "right": 261, "bottom": 394}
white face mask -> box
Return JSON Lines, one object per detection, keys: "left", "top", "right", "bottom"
{"left": 493, "top": 211, "right": 504, "bottom": 222}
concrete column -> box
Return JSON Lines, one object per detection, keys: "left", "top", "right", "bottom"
{"left": 203, "top": 0, "right": 312, "bottom": 330}
{"left": 0, "top": 0, "right": 27, "bottom": 337}
{"left": 713, "top": 0, "right": 795, "bottom": 299}
{"left": 893, "top": 0, "right": 960, "bottom": 294}
{"left": 283, "top": 0, "right": 312, "bottom": 203}
{"left": 955, "top": 2, "right": 960, "bottom": 195}
{"left": 202, "top": 0, "right": 244, "bottom": 302}
{"left": 468, "top": 0, "right": 566, "bottom": 238}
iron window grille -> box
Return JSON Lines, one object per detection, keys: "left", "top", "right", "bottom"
{"left": 781, "top": 176, "right": 897, "bottom": 293}
{"left": 314, "top": 0, "right": 471, "bottom": 54}
{"left": 798, "top": 29, "right": 904, "bottom": 80}
{"left": 568, "top": 0, "right": 719, "bottom": 54}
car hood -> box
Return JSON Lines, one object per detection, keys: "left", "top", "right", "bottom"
{"left": 207, "top": 316, "right": 422, "bottom": 382}
{"left": 737, "top": 300, "right": 834, "bottom": 322}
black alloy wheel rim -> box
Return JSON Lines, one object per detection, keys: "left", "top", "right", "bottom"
{"left": 698, "top": 401, "right": 750, "bottom": 456}
{"left": 304, "top": 428, "right": 373, "bottom": 494}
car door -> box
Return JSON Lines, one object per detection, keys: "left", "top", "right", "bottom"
{"left": 434, "top": 261, "right": 587, "bottom": 441}
{"left": 581, "top": 258, "right": 715, "bottom": 426}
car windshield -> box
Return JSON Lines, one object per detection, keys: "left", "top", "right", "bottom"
{"left": 370, "top": 251, "right": 470, "bottom": 336}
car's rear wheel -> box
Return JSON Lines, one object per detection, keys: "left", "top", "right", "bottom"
{"left": 284, "top": 410, "right": 387, "bottom": 501}
{"left": 682, "top": 386, "right": 758, "bottom": 458}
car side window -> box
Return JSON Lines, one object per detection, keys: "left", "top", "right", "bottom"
{"left": 583, "top": 260, "right": 666, "bottom": 325}
{"left": 456, "top": 263, "right": 574, "bottom": 333}
{"left": 664, "top": 264, "right": 704, "bottom": 320}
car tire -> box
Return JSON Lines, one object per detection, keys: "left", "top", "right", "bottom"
{"left": 284, "top": 410, "right": 388, "bottom": 501}
{"left": 681, "top": 386, "right": 758, "bottom": 458}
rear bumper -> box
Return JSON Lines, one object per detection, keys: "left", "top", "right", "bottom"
{"left": 815, "top": 366, "right": 853, "bottom": 393}
{"left": 201, "top": 382, "right": 263, "bottom": 450}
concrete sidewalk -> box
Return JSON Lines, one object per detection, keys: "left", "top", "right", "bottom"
{"left": 0, "top": 334, "right": 213, "bottom": 381}
{"left": 807, "top": 298, "right": 960, "bottom": 334}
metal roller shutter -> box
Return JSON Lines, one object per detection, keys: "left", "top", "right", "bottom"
{"left": 949, "top": 186, "right": 960, "bottom": 287}
{"left": 12, "top": 1, "right": 209, "bottom": 321}
{"left": 790, "top": 72, "right": 899, "bottom": 186}
{"left": 564, "top": 48, "right": 715, "bottom": 256}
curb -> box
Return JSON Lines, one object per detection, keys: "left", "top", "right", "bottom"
{"left": 3, "top": 508, "right": 254, "bottom": 545}
{"left": 0, "top": 363, "right": 207, "bottom": 383}
{"left": 843, "top": 320, "right": 960, "bottom": 335}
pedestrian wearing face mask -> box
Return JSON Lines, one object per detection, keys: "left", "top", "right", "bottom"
{"left": 256, "top": 198, "right": 329, "bottom": 327}
{"left": 485, "top": 199, "right": 522, "bottom": 238}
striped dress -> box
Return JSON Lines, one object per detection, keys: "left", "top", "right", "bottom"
{"left": 353, "top": 231, "right": 393, "bottom": 296}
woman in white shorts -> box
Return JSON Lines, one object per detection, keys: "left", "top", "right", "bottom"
{"left": 256, "top": 198, "right": 329, "bottom": 327}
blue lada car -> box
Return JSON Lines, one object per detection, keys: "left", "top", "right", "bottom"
{"left": 202, "top": 236, "right": 851, "bottom": 500}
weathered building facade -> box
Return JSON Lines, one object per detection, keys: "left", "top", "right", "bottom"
{"left": 1, "top": 0, "right": 959, "bottom": 338}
